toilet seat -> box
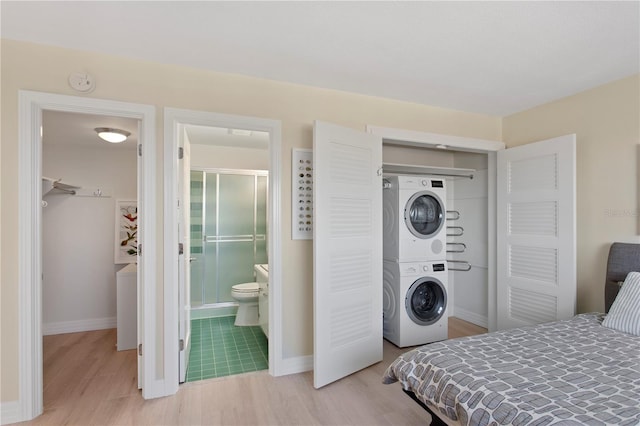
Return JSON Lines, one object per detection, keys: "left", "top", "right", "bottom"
{"left": 232, "top": 282, "right": 259, "bottom": 293}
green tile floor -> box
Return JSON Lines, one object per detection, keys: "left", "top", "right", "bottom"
{"left": 186, "top": 316, "right": 268, "bottom": 382}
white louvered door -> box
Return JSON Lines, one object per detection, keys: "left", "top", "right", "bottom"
{"left": 497, "top": 134, "right": 576, "bottom": 330}
{"left": 313, "top": 120, "right": 383, "bottom": 389}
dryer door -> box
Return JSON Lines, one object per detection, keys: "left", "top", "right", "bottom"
{"left": 405, "top": 277, "right": 447, "bottom": 325}
{"left": 404, "top": 191, "right": 445, "bottom": 239}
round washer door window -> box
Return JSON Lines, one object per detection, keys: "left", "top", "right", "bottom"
{"left": 405, "top": 277, "right": 447, "bottom": 326}
{"left": 404, "top": 191, "right": 444, "bottom": 239}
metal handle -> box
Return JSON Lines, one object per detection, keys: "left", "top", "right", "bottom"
{"left": 447, "top": 260, "right": 471, "bottom": 271}
{"left": 447, "top": 242, "right": 467, "bottom": 253}
{"left": 447, "top": 226, "right": 464, "bottom": 237}
{"left": 189, "top": 257, "right": 197, "bottom": 263}
{"left": 446, "top": 210, "right": 460, "bottom": 221}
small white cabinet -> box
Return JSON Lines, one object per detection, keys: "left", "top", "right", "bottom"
{"left": 255, "top": 264, "right": 269, "bottom": 338}
{"left": 116, "top": 263, "right": 137, "bottom": 351}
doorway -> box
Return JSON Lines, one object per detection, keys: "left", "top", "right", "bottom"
{"left": 163, "top": 108, "right": 283, "bottom": 387}
{"left": 40, "top": 109, "right": 140, "bottom": 405}
{"left": 17, "top": 91, "right": 158, "bottom": 419}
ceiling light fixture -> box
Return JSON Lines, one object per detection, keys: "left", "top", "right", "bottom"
{"left": 95, "top": 127, "right": 131, "bottom": 143}
{"left": 435, "top": 144, "right": 448, "bottom": 150}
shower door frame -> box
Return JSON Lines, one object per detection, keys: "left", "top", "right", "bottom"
{"left": 191, "top": 168, "right": 269, "bottom": 307}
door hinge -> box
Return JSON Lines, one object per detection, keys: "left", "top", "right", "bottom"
{"left": 179, "top": 339, "right": 184, "bottom": 351}
{"left": 179, "top": 242, "right": 184, "bottom": 255}
{"left": 138, "top": 343, "right": 143, "bottom": 356}
{"left": 138, "top": 243, "right": 142, "bottom": 256}
{"left": 178, "top": 147, "right": 184, "bottom": 160}
{"left": 138, "top": 144, "right": 142, "bottom": 157}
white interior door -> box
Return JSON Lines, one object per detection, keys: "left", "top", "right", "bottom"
{"left": 497, "top": 134, "right": 576, "bottom": 330}
{"left": 178, "top": 129, "right": 192, "bottom": 383}
{"left": 136, "top": 121, "right": 143, "bottom": 390}
{"left": 313, "top": 120, "right": 383, "bottom": 389}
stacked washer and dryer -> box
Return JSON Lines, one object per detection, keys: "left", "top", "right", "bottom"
{"left": 382, "top": 175, "right": 449, "bottom": 347}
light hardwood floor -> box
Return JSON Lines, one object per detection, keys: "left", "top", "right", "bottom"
{"left": 15, "top": 317, "right": 486, "bottom": 426}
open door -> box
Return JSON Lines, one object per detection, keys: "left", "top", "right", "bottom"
{"left": 178, "top": 128, "right": 192, "bottom": 383}
{"left": 313, "top": 120, "right": 383, "bottom": 389}
{"left": 497, "top": 134, "right": 576, "bottom": 330}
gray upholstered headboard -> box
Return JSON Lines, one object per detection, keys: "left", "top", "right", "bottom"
{"left": 605, "top": 242, "right": 640, "bottom": 312}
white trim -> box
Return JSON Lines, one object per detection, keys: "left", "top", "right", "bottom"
{"left": 163, "top": 108, "right": 284, "bottom": 392}
{"left": 190, "top": 306, "right": 238, "bottom": 320}
{"left": 42, "top": 317, "right": 117, "bottom": 336}
{"left": 366, "top": 125, "right": 505, "bottom": 152}
{"left": 17, "top": 91, "right": 158, "bottom": 422}
{"left": 453, "top": 308, "right": 489, "bottom": 329}
{"left": 278, "top": 355, "right": 314, "bottom": 376}
{"left": 487, "top": 152, "right": 498, "bottom": 332}
{"left": 0, "top": 400, "right": 21, "bottom": 425}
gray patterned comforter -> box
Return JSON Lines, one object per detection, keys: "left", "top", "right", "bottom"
{"left": 383, "top": 313, "right": 640, "bottom": 426}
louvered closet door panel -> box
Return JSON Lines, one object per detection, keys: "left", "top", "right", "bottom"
{"left": 313, "top": 120, "right": 382, "bottom": 389}
{"left": 497, "top": 135, "right": 576, "bottom": 330}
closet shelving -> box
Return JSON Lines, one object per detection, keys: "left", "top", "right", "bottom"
{"left": 41, "top": 177, "right": 111, "bottom": 207}
{"left": 42, "top": 176, "right": 79, "bottom": 195}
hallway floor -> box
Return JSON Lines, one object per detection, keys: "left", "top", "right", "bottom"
{"left": 186, "top": 316, "right": 268, "bottom": 382}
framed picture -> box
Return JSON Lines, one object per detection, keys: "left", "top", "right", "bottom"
{"left": 115, "top": 199, "right": 138, "bottom": 264}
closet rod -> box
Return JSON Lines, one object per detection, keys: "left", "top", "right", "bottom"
{"left": 382, "top": 163, "right": 474, "bottom": 179}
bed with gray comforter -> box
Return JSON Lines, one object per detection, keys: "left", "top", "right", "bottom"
{"left": 383, "top": 243, "right": 640, "bottom": 426}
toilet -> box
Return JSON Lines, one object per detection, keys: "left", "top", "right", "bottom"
{"left": 231, "top": 282, "right": 260, "bottom": 326}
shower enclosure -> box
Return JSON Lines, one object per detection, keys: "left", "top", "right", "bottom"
{"left": 190, "top": 169, "right": 268, "bottom": 308}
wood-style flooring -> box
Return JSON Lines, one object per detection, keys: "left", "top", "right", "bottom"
{"left": 15, "top": 317, "right": 486, "bottom": 426}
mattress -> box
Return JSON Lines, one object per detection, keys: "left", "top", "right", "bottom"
{"left": 383, "top": 313, "right": 640, "bottom": 426}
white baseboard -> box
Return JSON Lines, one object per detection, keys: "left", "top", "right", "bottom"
{"left": 0, "top": 400, "right": 21, "bottom": 425}
{"left": 275, "top": 355, "right": 313, "bottom": 376}
{"left": 191, "top": 305, "right": 237, "bottom": 320}
{"left": 42, "top": 317, "right": 117, "bottom": 336}
{"left": 453, "top": 307, "right": 488, "bottom": 329}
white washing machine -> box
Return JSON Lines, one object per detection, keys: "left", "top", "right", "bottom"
{"left": 383, "top": 260, "right": 448, "bottom": 347}
{"left": 383, "top": 175, "right": 447, "bottom": 262}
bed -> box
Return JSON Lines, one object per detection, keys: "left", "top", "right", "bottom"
{"left": 383, "top": 242, "right": 640, "bottom": 426}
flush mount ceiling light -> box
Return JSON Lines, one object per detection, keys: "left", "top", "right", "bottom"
{"left": 94, "top": 127, "right": 131, "bottom": 143}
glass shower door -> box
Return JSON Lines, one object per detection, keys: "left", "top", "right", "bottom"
{"left": 190, "top": 170, "right": 268, "bottom": 307}
{"left": 213, "top": 174, "right": 256, "bottom": 303}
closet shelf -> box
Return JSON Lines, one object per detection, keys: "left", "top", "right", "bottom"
{"left": 383, "top": 163, "right": 475, "bottom": 179}
{"left": 42, "top": 177, "right": 80, "bottom": 196}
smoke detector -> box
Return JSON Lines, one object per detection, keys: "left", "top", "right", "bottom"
{"left": 68, "top": 72, "right": 95, "bottom": 93}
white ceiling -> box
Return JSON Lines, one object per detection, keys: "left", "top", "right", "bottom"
{"left": 2, "top": 1, "right": 639, "bottom": 116}
{"left": 43, "top": 110, "right": 139, "bottom": 150}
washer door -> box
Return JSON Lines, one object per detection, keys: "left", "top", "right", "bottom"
{"left": 404, "top": 191, "right": 445, "bottom": 239}
{"left": 405, "top": 277, "right": 447, "bottom": 326}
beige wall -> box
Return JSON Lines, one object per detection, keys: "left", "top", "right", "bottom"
{"left": 0, "top": 39, "right": 501, "bottom": 402}
{"left": 503, "top": 74, "right": 640, "bottom": 313}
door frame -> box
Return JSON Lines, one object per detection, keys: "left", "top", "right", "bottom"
{"left": 16, "top": 90, "right": 158, "bottom": 421}
{"left": 163, "top": 108, "right": 283, "bottom": 384}
{"left": 366, "top": 125, "right": 504, "bottom": 331}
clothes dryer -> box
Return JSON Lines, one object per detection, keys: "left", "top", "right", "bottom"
{"left": 383, "top": 175, "right": 447, "bottom": 262}
{"left": 383, "top": 260, "right": 448, "bottom": 347}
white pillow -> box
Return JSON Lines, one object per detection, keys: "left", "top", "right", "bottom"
{"left": 603, "top": 271, "right": 640, "bottom": 336}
